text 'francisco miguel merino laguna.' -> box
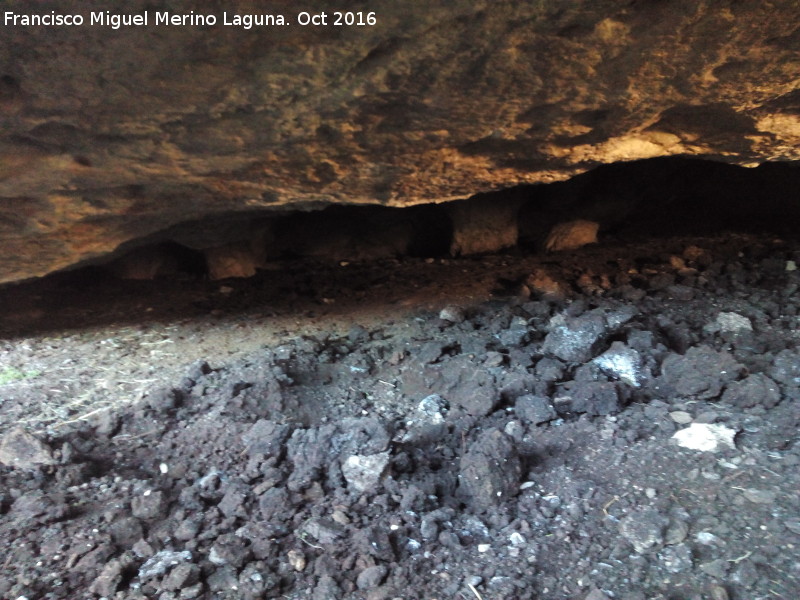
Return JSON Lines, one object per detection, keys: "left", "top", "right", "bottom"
{"left": 4, "top": 11, "right": 378, "bottom": 29}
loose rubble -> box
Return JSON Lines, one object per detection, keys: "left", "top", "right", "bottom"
{"left": 0, "top": 233, "right": 799, "bottom": 599}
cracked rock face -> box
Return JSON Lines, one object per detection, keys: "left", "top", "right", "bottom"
{"left": 2, "top": 0, "right": 800, "bottom": 282}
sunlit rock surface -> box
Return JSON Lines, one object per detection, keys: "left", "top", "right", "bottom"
{"left": 1, "top": 0, "right": 799, "bottom": 282}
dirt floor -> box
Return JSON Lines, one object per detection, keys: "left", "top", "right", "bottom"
{"left": 0, "top": 232, "right": 799, "bottom": 600}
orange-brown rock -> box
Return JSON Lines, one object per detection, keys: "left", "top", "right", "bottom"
{"left": 1, "top": 0, "right": 799, "bottom": 282}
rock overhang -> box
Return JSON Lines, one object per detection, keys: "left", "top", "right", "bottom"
{"left": 1, "top": 0, "right": 800, "bottom": 283}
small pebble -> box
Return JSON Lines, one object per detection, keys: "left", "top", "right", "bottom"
{"left": 439, "top": 305, "right": 465, "bottom": 323}
{"left": 332, "top": 509, "right": 350, "bottom": 525}
{"left": 709, "top": 585, "right": 729, "bottom": 600}
{"left": 743, "top": 488, "right": 777, "bottom": 504}
{"left": 669, "top": 411, "right": 693, "bottom": 424}
{"left": 287, "top": 549, "right": 306, "bottom": 572}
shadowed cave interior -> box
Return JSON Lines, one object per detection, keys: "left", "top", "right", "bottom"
{"left": 38, "top": 156, "right": 800, "bottom": 287}
{"left": 1, "top": 155, "right": 800, "bottom": 600}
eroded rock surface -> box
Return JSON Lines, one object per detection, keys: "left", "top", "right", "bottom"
{"left": 2, "top": 0, "right": 800, "bottom": 281}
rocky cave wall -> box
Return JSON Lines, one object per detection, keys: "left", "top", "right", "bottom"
{"left": 2, "top": 0, "right": 800, "bottom": 283}
{"left": 89, "top": 157, "right": 800, "bottom": 282}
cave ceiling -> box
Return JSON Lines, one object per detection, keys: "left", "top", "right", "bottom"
{"left": 1, "top": 0, "right": 799, "bottom": 282}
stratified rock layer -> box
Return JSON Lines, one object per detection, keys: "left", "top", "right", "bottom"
{"left": 1, "top": 0, "right": 799, "bottom": 282}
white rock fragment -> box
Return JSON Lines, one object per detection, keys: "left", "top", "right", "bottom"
{"left": 545, "top": 219, "right": 599, "bottom": 252}
{"left": 477, "top": 544, "right": 491, "bottom": 553}
{"left": 416, "top": 394, "right": 447, "bottom": 422}
{"left": 669, "top": 411, "right": 693, "bottom": 425}
{"left": 208, "top": 546, "right": 227, "bottom": 565}
{"left": 138, "top": 550, "right": 192, "bottom": 580}
{"left": 593, "top": 342, "right": 645, "bottom": 387}
{"left": 402, "top": 394, "right": 447, "bottom": 444}
{"left": 786, "top": 260, "right": 797, "bottom": 272}
{"left": 503, "top": 420, "right": 524, "bottom": 439}
{"left": 342, "top": 452, "right": 391, "bottom": 492}
{"left": 706, "top": 312, "right": 752, "bottom": 334}
{"left": 672, "top": 423, "right": 737, "bottom": 452}
{"left": 695, "top": 531, "right": 724, "bottom": 546}
{"left": 439, "top": 305, "right": 465, "bottom": 323}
